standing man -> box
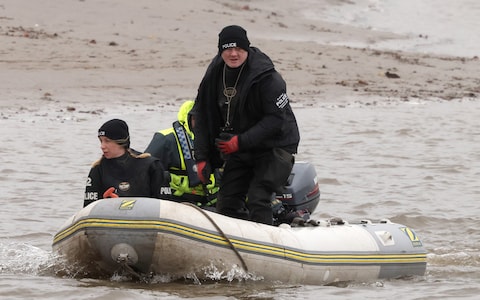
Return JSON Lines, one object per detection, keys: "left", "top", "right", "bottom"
{"left": 193, "top": 25, "right": 300, "bottom": 225}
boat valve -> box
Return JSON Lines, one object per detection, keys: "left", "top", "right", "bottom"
{"left": 111, "top": 243, "right": 139, "bottom": 265}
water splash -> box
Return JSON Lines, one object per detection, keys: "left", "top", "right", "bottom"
{"left": 150, "top": 262, "right": 265, "bottom": 285}
{"left": 202, "top": 262, "right": 263, "bottom": 283}
{"left": 0, "top": 241, "right": 55, "bottom": 275}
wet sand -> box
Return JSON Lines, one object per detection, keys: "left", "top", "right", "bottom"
{"left": 1, "top": 0, "right": 479, "bottom": 114}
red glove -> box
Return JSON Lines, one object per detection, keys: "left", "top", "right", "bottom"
{"left": 195, "top": 161, "right": 211, "bottom": 184}
{"left": 103, "top": 187, "right": 118, "bottom": 198}
{"left": 216, "top": 134, "right": 239, "bottom": 154}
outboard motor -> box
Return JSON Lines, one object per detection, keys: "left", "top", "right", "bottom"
{"left": 273, "top": 161, "right": 320, "bottom": 225}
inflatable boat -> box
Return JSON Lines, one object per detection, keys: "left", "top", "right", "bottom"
{"left": 52, "top": 198, "right": 426, "bottom": 284}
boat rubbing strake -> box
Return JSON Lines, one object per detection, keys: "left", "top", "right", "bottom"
{"left": 52, "top": 197, "right": 426, "bottom": 284}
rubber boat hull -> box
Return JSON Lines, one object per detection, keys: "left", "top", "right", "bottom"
{"left": 52, "top": 198, "right": 427, "bottom": 284}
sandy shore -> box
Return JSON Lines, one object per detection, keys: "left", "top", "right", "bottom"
{"left": 1, "top": 0, "right": 479, "bottom": 113}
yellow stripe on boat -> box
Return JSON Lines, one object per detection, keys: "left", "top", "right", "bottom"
{"left": 53, "top": 217, "right": 426, "bottom": 265}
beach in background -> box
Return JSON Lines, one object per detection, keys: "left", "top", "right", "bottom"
{"left": 302, "top": 0, "right": 480, "bottom": 58}
{"left": 1, "top": 0, "right": 479, "bottom": 113}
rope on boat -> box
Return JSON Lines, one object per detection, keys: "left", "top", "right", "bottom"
{"left": 183, "top": 202, "right": 249, "bottom": 272}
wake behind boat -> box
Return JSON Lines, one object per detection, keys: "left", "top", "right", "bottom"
{"left": 52, "top": 196, "right": 426, "bottom": 284}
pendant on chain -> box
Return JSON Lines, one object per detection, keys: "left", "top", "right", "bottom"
{"left": 223, "top": 87, "right": 237, "bottom": 104}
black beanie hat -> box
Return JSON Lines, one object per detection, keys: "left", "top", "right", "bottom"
{"left": 98, "top": 119, "right": 130, "bottom": 147}
{"left": 218, "top": 25, "right": 250, "bottom": 53}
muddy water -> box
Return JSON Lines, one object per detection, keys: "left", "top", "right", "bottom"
{"left": 0, "top": 98, "right": 478, "bottom": 299}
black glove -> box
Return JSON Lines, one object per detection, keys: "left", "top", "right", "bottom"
{"left": 163, "top": 171, "right": 171, "bottom": 184}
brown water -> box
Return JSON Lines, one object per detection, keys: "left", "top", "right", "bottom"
{"left": 1, "top": 98, "right": 479, "bottom": 299}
